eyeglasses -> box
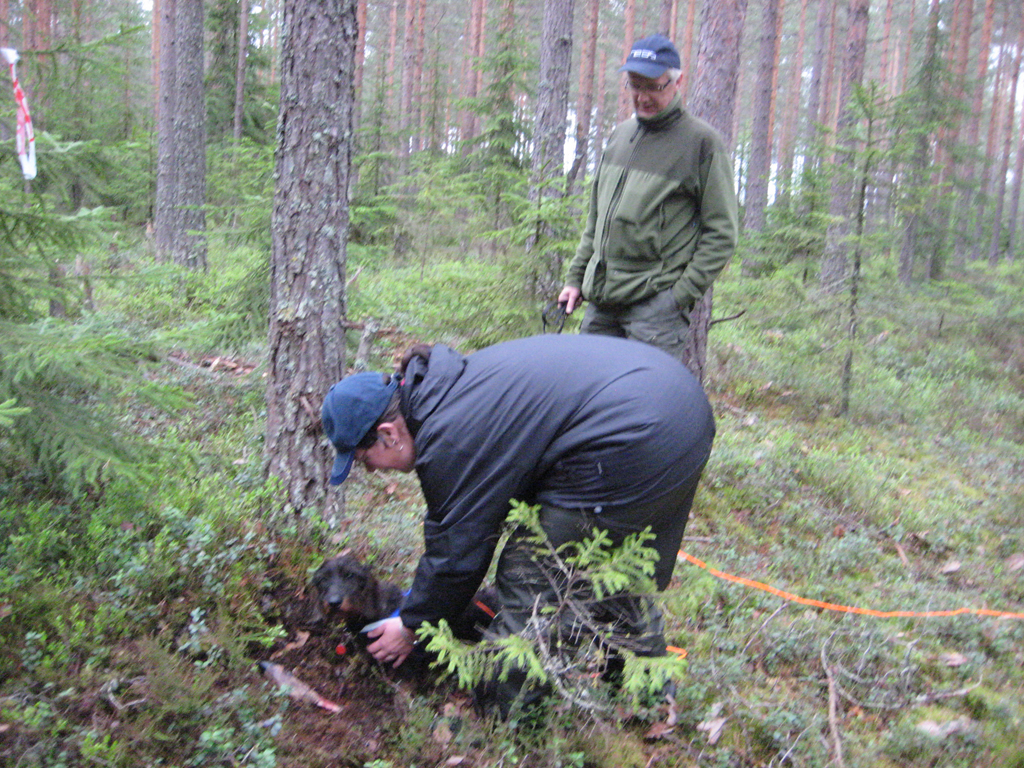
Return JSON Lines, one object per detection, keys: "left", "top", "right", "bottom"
{"left": 626, "top": 78, "right": 673, "bottom": 94}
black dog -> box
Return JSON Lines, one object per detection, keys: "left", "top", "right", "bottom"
{"left": 311, "top": 553, "right": 498, "bottom": 643}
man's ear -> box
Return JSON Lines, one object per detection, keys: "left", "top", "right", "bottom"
{"left": 376, "top": 422, "right": 400, "bottom": 447}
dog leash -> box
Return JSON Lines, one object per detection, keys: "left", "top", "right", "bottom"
{"left": 541, "top": 300, "right": 568, "bottom": 334}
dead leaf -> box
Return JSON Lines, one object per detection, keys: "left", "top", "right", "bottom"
{"left": 696, "top": 716, "right": 728, "bottom": 745}
{"left": 644, "top": 721, "right": 675, "bottom": 740}
{"left": 939, "top": 652, "right": 968, "bottom": 667}
{"left": 445, "top": 758, "right": 467, "bottom": 767}
{"left": 940, "top": 560, "right": 961, "bottom": 574}
{"left": 1005, "top": 553, "right": 1024, "bottom": 572}
{"left": 0, "top": 604, "right": 9, "bottom": 619}
{"left": 385, "top": 482, "right": 398, "bottom": 495}
{"left": 894, "top": 542, "right": 910, "bottom": 567}
{"left": 271, "top": 631, "right": 310, "bottom": 659}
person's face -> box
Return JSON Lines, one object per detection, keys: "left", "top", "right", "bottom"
{"left": 353, "top": 422, "right": 416, "bottom": 474}
{"left": 627, "top": 71, "right": 681, "bottom": 119}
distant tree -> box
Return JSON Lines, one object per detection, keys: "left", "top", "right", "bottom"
{"left": 820, "top": 0, "right": 870, "bottom": 291}
{"left": 566, "top": 0, "right": 597, "bottom": 195}
{"left": 741, "top": 0, "right": 782, "bottom": 276}
{"left": 530, "top": 0, "right": 575, "bottom": 295}
{"left": 266, "top": 0, "right": 357, "bottom": 518}
{"left": 685, "top": 0, "right": 748, "bottom": 381}
{"left": 986, "top": 24, "right": 1021, "bottom": 266}
{"left": 774, "top": 0, "right": 808, "bottom": 209}
{"left": 952, "top": 0, "right": 994, "bottom": 268}
{"left": 154, "top": 0, "right": 208, "bottom": 269}
{"left": 233, "top": 0, "right": 250, "bottom": 142}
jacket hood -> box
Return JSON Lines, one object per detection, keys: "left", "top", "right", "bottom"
{"left": 400, "top": 344, "right": 466, "bottom": 436}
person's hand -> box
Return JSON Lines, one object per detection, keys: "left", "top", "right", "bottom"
{"left": 366, "top": 616, "right": 417, "bottom": 668}
{"left": 557, "top": 285, "right": 582, "bottom": 314}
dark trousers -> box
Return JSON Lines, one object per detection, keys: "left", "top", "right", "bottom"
{"left": 480, "top": 460, "right": 707, "bottom": 717}
{"left": 580, "top": 289, "right": 691, "bottom": 364}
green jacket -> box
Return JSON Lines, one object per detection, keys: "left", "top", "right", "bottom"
{"left": 565, "top": 94, "right": 738, "bottom": 313}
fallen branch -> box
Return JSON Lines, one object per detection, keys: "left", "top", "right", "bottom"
{"left": 822, "top": 643, "right": 847, "bottom": 768}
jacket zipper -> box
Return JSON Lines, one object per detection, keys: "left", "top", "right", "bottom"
{"left": 597, "top": 123, "right": 647, "bottom": 273}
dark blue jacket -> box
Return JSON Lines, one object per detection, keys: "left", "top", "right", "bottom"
{"left": 398, "top": 334, "right": 714, "bottom": 629}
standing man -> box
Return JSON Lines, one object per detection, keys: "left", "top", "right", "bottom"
{"left": 558, "top": 34, "right": 738, "bottom": 363}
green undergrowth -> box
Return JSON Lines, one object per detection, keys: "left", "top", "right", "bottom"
{"left": 2, "top": 251, "right": 1023, "bottom": 766}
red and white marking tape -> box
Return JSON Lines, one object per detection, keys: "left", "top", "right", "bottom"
{"left": 1, "top": 48, "right": 36, "bottom": 180}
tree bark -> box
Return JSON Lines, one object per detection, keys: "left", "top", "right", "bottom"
{"left": 678, "top": 0, "right": 698, "bottom": 100}
{"left": 567, "top": 0, "right": 598, "bottom": 194}
{"left": 531, "top": 0, "right": 575, "bottom": 295}
{"left": 820, "top": 0, "right": 869, "bottom": 292}
{"left": 740, "top": 0, "right": 782, "bottom": 268}
{"left": 898, "top": 0, "right": 940, "bottom": 284}
{"left": 171, "top": 0, "right": 207, "bottom": 270}
{"left": 970, "top": 30, "right": 1008, "bottom": 262}
{"left": 775, "top": 0, "right": 807, "bottom": 208}
{"left": 986, "top": 26, "right": 1022, "bottom": 266}
{"left": 685, "top": 0, "right": 747, "bottom": 381}
{"left": 1006, "top": 91, "right": 1024, "bottom": 259}
{"left": 953, "top": 0, "right": 995, "bottom": 266}
{"left": 617, "top": 0, "right": 636, "bottom": 121}
{"left": 267, "top": 0, "right": 358, "bottom": 518}
{"left": 154, "top": 0, "right": 178, "bottom": 262}
{"left": 233, "top": 0, "right": 250, "bottom": 143}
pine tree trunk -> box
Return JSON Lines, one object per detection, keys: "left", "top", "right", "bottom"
{"left": 154, "top": 0, "right": 178, "bottom": 262}
{"left": 898, "top": 0, "right": 940, "bottom": 285}
{"left": 970, "top": 34, "right": 1008, "bottom": 262}
{"left": 460, "top": 0, "right": 483, "bottom": 149}
{"left": 953, "top": 0, "right": 995, "bottom": 266}
{"left": 411, "top": 0, "right": 426, "bottom": 153}
{"left": 776, "top": 0, "right": 807, "bottom": 209}
{"left": 233, "top": 0, "right": 250, "bottom": 143}
{"left": 820, "top": 0, "right": 869, "bottom": 293}
{"left": 686, "top": 0, "right": 747, "bottom": 382}
{"left": 987, "top": 31, "right": 1021, "bottom": 266}
{"left": 398, "top": 0, "right": 416, "bottom": 167}
{"left": 741, "top": 0, "right": 782, "bottom": 270}
{"left": 617, "top": 0, "right": 636, "bottom": 121}
{"left": 804, "top": 0, "right": 829, "bottom": 175}
{"left": 532, "top": 0, "right": 575, "bottom": 295}
{"left": 1006, "top": 98, "right": 1024, "bottom": 259}
{"left": 820, "top": 1, "right": 838, "bottom": 161}
{"left": 170, "top": 0, "right": 207, "bottom": 270}
{"left": 679, "top": 0, "right": 698, "bottom": 99}
{"left": 267, "top": 0, "right": 358, "bottom": 519}
{"left": 567, "top": 0, "right": 598, "bottom": 195}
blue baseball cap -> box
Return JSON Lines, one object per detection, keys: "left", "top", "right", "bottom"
{"left": 322, "top": 372, "right": 400, "bottom": 485}
{"left": 619, "top": 34, "right": 681, "bottom": 79}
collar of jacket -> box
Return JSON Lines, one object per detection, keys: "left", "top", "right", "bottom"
{"left": 399, "top": 344, "right": 467, "bottom": 437}
{"left": 636, "top": 92, "right": 684, "bottom": 131}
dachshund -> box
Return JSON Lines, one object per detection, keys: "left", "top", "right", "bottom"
{"left": 311, "top": 553, "right": 498, "bottom": 643}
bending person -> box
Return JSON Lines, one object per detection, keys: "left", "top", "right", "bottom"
{"left": 321, "top": 334, "right": 715, "bottom": 714}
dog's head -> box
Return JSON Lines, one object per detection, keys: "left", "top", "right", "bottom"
{"left": 310, "top": 554, "right": 375, "bottom": 618}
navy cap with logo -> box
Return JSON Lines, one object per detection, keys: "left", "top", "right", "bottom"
{"left": 321, "top": 372, "right": 400, "bottom": 485}
{"left": 619, "top": 34, "right": 681, "bottom": 79}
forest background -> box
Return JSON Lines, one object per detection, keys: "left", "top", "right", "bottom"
{"left": 2, "top": 0, "right": 1024, "bottom": 766}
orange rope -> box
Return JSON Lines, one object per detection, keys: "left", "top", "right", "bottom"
{"left": 678, "top": 551, "right": 1024, "bottom": 620}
